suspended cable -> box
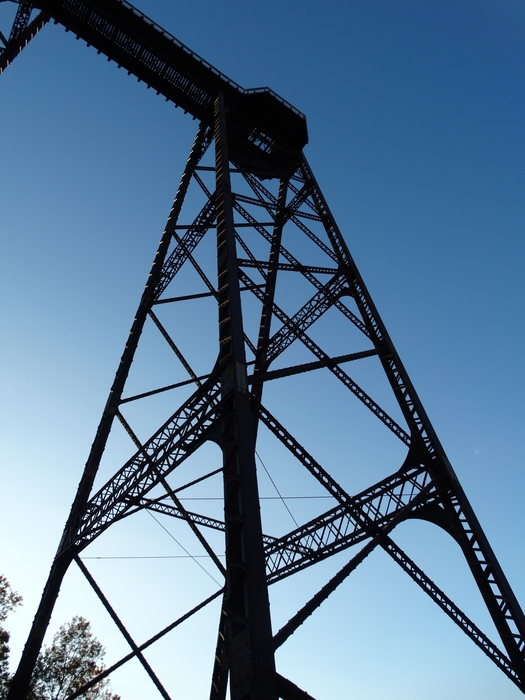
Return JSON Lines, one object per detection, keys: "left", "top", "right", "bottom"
{"left": 176, "top": 495, "right": 332, "bottom": 500}
{"left": 146, "top": 510, "right": 222, "bottom": 586}
{"left": 255, "top": 450, "right": 299, "bottom": 528}
{"left": 82, "top": 555, "right": 224, "bottom": 560}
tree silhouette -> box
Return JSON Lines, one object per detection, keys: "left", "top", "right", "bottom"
{"left": 0, "top": 576, "right": 119, "bottom": 700}
{"left": 0, "top": 576, "right": 22, "bottom": 699}
{"left": 30, "top": 617, "right": 120, "bottom": 700}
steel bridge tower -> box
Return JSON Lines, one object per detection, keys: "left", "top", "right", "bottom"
{"left": 2, "top": 2, "right": 525, "bottom": 698}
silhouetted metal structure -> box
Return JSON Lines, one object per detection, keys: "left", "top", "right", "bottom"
{"left": 2, "top": 2, "right": 525, "bottom": 699}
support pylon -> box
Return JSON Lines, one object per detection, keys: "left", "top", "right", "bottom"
{"left": 7, "top": 91, "right": 525, "bottom": 700}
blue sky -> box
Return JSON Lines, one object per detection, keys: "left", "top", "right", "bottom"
{"left": 1, "top": 1, "right": 524, "bottom": 698}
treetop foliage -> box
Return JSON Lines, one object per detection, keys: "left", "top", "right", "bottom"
{"left": 0, "top": 577, "right": 22, "bottom": 625}
{"left": 30, "top": 616, "right": 120, "bottom": 700}
{"left": 0, "top": 576, "right": 22, "bottom": 700}
{"left": 0, "top": 576, "right": 119, "bottom": 700}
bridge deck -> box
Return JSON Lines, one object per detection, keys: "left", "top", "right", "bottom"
{"left": 31, "top": 0, "right": 309, "bottom": 176}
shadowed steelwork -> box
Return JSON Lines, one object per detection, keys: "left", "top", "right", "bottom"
{"left": 2, "top": 1, "right": 525, "bottom": 698}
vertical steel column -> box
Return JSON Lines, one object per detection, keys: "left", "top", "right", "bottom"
{"left": 7, "top": 125, "right": 210, "bottom": 700}
{"left": 214, "top": 94, "right": 278, "bottom": 700}
{"left": 252, "top": 177, "right": 288, "bottom": 406}
{"left": 209, "top": 600, "right": 229, "bottom": 700}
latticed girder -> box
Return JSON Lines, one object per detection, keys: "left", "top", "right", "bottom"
{"left": 139, "top": 489, "right": 523, "bottom": 687}
{"left": 2, "top": 0, "right": 307, "bottom": 175}
{"left": 443, "top": 491, "right": 525, "bottom": 677}
{"left": 2, "top": 1, "right": 524, "bottom": 697}
{"left": 7, "top": 108, "right": 525, "bottom": 700}
{"left": 382, "top": 538, "right": 521, "bottom": 687}
{"left": 154, "top": 198, "right": 216, "bottom": 300}
{"left": 237, "top": 282, "right": 409, "bottom": 448}
{"left": 136, "top": 462, "right": 437, "bottom": 581}
{"left": 7, "top": 2, "right": 32, "bottom": 40}
{"left": 66, "top": 376, "right": 222, "bottom": 549}
{"left": 0, "top": 2, "right": 49, "bottom": 72}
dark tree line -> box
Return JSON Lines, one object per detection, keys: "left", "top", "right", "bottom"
{"left": 0, "top": 576, "right": 119, "bottom": 700}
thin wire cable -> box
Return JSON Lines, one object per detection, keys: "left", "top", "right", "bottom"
{"left": 146, "top": 510, "right": 222, "bottom": 586}
{"left": 82, "top": 555, "right": 225, "bottom": 560}
{"left": 176, "top": 495, "right": 332, "bottom": 500}
{"left": 255, "top": 449, "right": 299, "bottom": 528}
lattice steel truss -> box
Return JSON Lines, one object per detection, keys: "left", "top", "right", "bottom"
{"left": 3, "top": 2, "right": 525, "bottom": 699}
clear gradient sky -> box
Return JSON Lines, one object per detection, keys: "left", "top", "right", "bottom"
{"left": 1, "top": 1, "right": 525, "bottom": 698}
